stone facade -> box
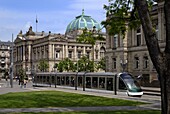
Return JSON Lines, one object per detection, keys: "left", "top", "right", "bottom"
{"left": 13, "top": 26, "right": 106, "bottom": 76}
{"left": 105, "top": 1, "right": 164, "bottom": 87}
{"left": 0, "top": 41, "right": 13, "bottom": 78}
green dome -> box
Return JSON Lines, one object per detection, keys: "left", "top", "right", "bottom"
{"left": 65, "top": 10, "right": 102, "bottom": 34}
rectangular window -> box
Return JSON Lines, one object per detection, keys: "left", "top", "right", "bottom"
{"left": 68, "top": 51, "right": 72, "bottom": 58}
{"left": 37, "top": 52, "right": 40, "bottom": 59}
{"left": 86, "top": 52, "right": 90, "bottom": 59}
{"left": 96, "top": 52, "right": 98, "bottom": 60}
{"left": 42, "top": 51, "right": 44, "bottom": 58}
{"left": 34, "top": 53, "right": 36, "bottom": 60}
{"left": 136, "top": 28, "right": 141, "bottom": 46}
{"left": 134, "top": 57, "right": 139, "bottom": 69}
{"left": 55, "top": 51, "right": 60, "bottom": 58}
{"left": 78, "top": 51, "right": 82, "bottom": 59}
{"left": 113, "top": 35, "right": 118, "bottom": 48}
{"left": 113, "top": 58, "right": 116, "bottom": 69}
{"left": 143, "top": 56, "right": 148, "bottom": 69}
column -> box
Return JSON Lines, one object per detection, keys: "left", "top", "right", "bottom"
{"left": 53, "top": 44, "right": 55, "bottom": 60}
{"left": 83, "top": 46, "right": 86, "bottom": 55}
{"left": 28, "top": 45, "right": 31, "bottom": 62}
{"left": 74, "top": 46, "right": 77, "bottom": 60}
{"left": 48, "top": 44, "right": 52, "bottom": 59}
{"left": 62, "top": 45, "right": 65, "bottom": 59}
{"left": 65, "top": 44, "right": 68, "bottom": 58}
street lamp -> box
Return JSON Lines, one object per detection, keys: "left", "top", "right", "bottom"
{"left": 10, "top": 34, "right": 14, "bottom": 88}
{"left": 120, "top": 60, "right": 127, "bottom": 72}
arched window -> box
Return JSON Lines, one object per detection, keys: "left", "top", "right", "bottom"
{"left": 100, "top": 47, "right": 105, "bottom": 58}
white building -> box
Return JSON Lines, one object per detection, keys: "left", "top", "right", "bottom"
{"left": 14, "top": 10, "right": 106, "bottom": 76}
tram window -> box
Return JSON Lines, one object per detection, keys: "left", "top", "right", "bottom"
{"left": 119, "top": 78, "right": 127, "bottom": 90}
{"left": 57, "top": 77, "right": 60, "bottom": 85}
{"left": 78, "top": 77, "right": 82, "bottom": 86}
{"left": 92, "top": 77, "right": 98, "bottom": 88}
{"left": 99, "top": 77, "right": 105, "bottom": 88}
{"left": 86, "top": 77, "right": 91, "bottom": 88}
{"left": 107, "top": 78, "right": 113, "bottom": 90}
{"left": 52, "top": 76, "right": 55, "bottom": 83}
{"left": 66, "top": 77, "right": 69, "bottom": 85}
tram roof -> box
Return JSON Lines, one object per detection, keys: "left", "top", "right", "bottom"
{"left": 35, "top": 72, "right": 118, "bottom": 76}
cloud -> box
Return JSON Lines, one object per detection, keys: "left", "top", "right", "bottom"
{"left": 0, "top": 0, "right": 108, "bottom": 41}
{"left": 67, "top": 0, "right": 107, "bottom": 24}
{"left": 68, "top": 0, "right": 108, "bottom": 10}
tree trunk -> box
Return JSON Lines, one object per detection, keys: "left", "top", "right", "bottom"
{"left": 136, "top": 0, "right": 170, "bottom": 113}
{"left": 159, "top": 67, "right": 170, "bottom": 114}
{"left": 167, "top": 74, "right": 170, "bottom": 113}
{"left": 160, "top": 71, "right": 167, "bottom": 114}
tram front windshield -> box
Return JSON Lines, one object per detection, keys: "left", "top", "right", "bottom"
{"left": 120, "top": 73, "right": 142, "bottom": 92}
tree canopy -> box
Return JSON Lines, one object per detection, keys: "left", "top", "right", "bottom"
{"left": 102, "top": 0, "right": 154, "bottom": 36}
{"left": 38, "top": 59, "right": 49, "bottom": 72}
{"left": 103, "top": 0, "right": 170, "bottom": 113}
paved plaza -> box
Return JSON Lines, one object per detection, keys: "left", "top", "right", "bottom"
{"left": 0, "top": 79, "right": 161, "bottom": 113}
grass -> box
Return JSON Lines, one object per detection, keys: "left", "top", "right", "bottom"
{"left": 1, "top": 110, "right": 161, "bottom": 114}
{"left": 0, "top": 91, "right": 145, "bottom": 108}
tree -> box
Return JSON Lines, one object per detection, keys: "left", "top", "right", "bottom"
{"left": 57, "top": 58, "right": 75, "bottom": 72}
{"left": 102, "top": 0, "right": 170, "bottom": 113}
{"left": 57, "top": 61, "right": 64, "bottom": 72}
{"left": 38, "top": 59, "right": 49, "bottom": 72}
{"left": 4, "top": 68, "right": 9, "bottom": 79}
{"left": 97, "top": 57, "right": 106, "bottom": 71}
{"left": 18, "top": 68, "right": 26, "bottom": 82}
{"left": 62, "top": 58, "right": 74, "bottom": 72}
{"left": 77, "top": 56, "right": 95, "bottom": 72}
{"left": 76, "top": 27, "right": 105, "bottom": 69}
{"left": 53, "top": 63, "right": 58, "bottom": 72}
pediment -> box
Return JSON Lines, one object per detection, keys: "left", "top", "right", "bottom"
{"left": 14, "top": 37, "right": 23, "bottom": 43}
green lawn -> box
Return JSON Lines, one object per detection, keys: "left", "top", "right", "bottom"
{"left": 0, "top": 91, "right": 145, "bottom": 108}
{"left": 2, "top": 110, "right": 160, "bottom": 114}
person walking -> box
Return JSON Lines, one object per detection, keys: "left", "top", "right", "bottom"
{"left": 24, "top": 79, "right": 27, "bottom": 88}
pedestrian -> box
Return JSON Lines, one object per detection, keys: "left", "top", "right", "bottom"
{"left": 18, "top": 77, "right": 20, "bottom": 85}
{"left": 24, "top": 79, "right": 27, "bottom": 88}
{"left": 5, "top": 76, "right": 8, "bottom": 81}
{"left": 20, "top": 80, "right": 24, "bottom": 88}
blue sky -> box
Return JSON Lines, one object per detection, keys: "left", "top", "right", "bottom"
{"left": 0, "top": 0, "right": 108, "bottom": 42}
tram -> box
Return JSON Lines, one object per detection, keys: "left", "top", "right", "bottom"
{"left": 33, "top": 72, "right": 143, "bottom": 97}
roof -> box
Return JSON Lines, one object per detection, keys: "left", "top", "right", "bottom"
{"left": 65, "top": 9, "right": 102, "bottom": 34}
{"left": 0, "top": 41, "right": 13, "bottom": 46}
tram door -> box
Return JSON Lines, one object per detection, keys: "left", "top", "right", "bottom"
{"left": 66, "top": 77, "right": 69, "bottom": 85}
{"left": 57, "top": 77, "right": 61, "bottom": 85}
{"left": 78, "top": 77, "right": 82, "bottom": 87}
